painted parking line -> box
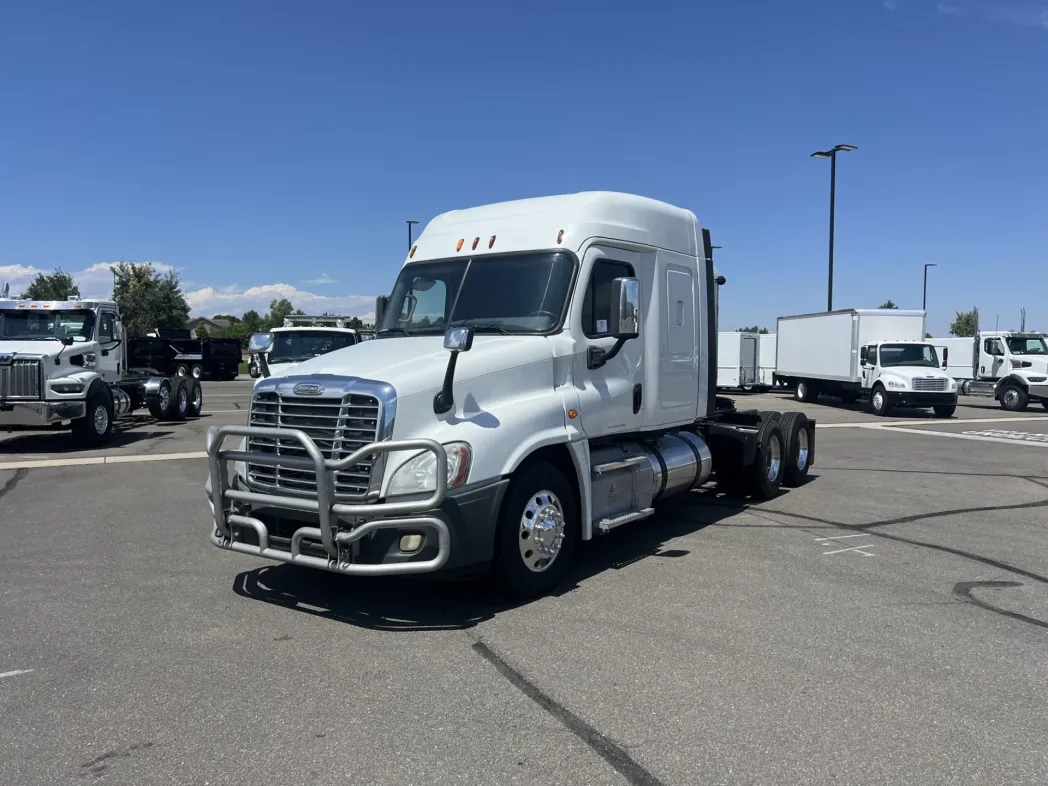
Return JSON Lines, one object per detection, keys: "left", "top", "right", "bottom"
{"left": 877, "top": 426, "right": 1048, "bottom": 449}
{"left": 0, "top": 669, "right": 34, "bottom": 680}
{"left": 0, "top": 452, "right": 206, "bottom": 471}
{"left": 818, "top": 415, "right": 1048, "bottom": 429}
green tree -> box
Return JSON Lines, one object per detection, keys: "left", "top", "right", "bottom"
{"left": 737, "top": 325, "right": 770, "bottom": 334}
{"left": 112, "top": 262, "right": 190, "bottom": 337}
{"left": 264, "top": 298, "right": 296, "bottom": 329}
{"left": 196, "top": 324, "right": 211, "bottom": 339}
{"left": 950, "top": 308, "right": 979, "bottom": 337}
{"left": 878, "top": 300, "right": 899, "bottom": 309}
{"left": 241, "top": 309, "right": 263, "bottom": 333}
{"left": 20, "top": 269, "right": 80, "bottom": 300}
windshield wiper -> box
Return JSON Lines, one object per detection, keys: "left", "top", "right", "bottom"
{"left": 377, "top": 327, "right": 412, "bottom": 336}
{"left": 452, "top": 322, "right": 512, "bottom": 335}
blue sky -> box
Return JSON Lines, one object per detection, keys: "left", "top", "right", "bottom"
{"left": 1, "top": 0, "right": 1045, "bottom": 334}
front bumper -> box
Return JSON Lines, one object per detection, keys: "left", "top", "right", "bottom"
{"left": 887, "top": 391, "right": 958, "bottom": 407}
{"left": 0, "top": 399, "right": 86, "bottom": 427}
{"left": 205, "top": 425, "right": 505, "bottom": 577}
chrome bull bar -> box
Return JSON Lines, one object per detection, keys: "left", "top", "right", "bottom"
{"left": 205, "top": 424, "right": 450, "bottom": 575}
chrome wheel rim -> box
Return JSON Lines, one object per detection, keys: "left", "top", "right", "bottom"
{"left": 159, "top": 386, "right": 171, "bottom": 411}
{"left": 519, "top": 490, "right": 566, "bottom": 573}
{"left": 93, "top": 404, "right": 109, "bottom": 435}
{"left": 797, "top": 383, "right": 806, "bottom": 399}
{"left": 796, "top": 428, "right": 809, "bottom": 471}
{"left": 873, "top": 391, "right": 884, "bottom": 411}
{"left": 178, "top": 388, "right": 188, "bottom": 414}
{"left": 192, "top": 366, "right": 202, "bottom": 379}
{"left": 766, "top": 435, "right": 782, "bottom": 482}
{"left": 1004, "top": 389, "right": 1019, "bottom": 407}
{"left": 192, "top": 386, "right": 202, "bottom": 412}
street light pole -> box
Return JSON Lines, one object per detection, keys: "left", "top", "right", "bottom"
{"left": 923, "top": 263, "right": 937, "bottom": 311}
{"left": 810, "top": 144, "right": 857, "bottom": 311}
{"left": 406, "top": 220, "right": 419, "bottom": 250}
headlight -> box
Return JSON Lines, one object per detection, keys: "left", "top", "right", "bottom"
{"left": 388, "top": 442, "right": 472, "bottom": 497}
{"left": 887, "top": 381, "right": 904, "bottom": 389}
{"left": 51, "top": 381, "right": 85, "bottom": 394}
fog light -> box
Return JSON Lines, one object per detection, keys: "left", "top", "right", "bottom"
{"left": 400, "top": 534, "right": 424, "bottom": 553}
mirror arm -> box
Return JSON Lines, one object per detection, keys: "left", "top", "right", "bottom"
{"left": 433, "top": 352, "right": 460, "bottom": 414}
{"left": 587, "top": 337, "right": 627, "bottom": 370}
{"left": 258, "top": 352, "right": 271, "bottom": 379}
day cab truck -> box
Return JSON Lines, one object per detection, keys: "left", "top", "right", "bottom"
{"left": 0, "top": 295, "right": 205, "bottom": 446}
{"left": 205, "top": 192, "right": 817, "bottom": 599}
{"left": 966, "top": 331, "right": 1048, "bottom": 412}
{"left": 776, "top": 309, "right": 958, "bottom": 417}
{"left": 248, "top": 315, "right": 360, "bottom": 378}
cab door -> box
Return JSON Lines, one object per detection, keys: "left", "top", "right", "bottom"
{"left": 572, "top": 244, "right": 648, "bottom": 437}
{"left": 95, "top": 310, "right": 122, "bottom": 383}
{"left": 860, "top": 345, "right": 876, "bottom": 388}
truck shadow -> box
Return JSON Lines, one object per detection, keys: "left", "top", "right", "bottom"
{"left": 230, "top": 487, "right": 780, "bottom": 632}
{"left": 0, "top": 426, "right": 175, "bottom": 455}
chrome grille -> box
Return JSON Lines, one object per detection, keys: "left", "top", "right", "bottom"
{"left": 912, "top": 377, "right": 948, "bottom": 392}
{"left": 246, "top": 391, "right": 381, "bottom": 499}
{"left": 0, "top": 358, "right": 42, "bottom": 400}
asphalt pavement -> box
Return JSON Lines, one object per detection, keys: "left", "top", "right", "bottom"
{"left": 2, "top": 382, "right": 1047, "bottom": 785}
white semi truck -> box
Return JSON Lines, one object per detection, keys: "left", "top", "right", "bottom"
{"left": 205, "top": 192, "right": 818, "bottom": 598}
{"left": 776, "top": 309, "right": 958, "bottom": 417}
{"left": 248, "top": 315, "right": 361, "bottom": 378}
{"left": 0, "top": 295, "right": 204, "bottom": 445}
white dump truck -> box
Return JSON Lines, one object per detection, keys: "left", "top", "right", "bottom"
{"left": 206, "top": 192, "right": 817, "bottom": 598}
{"left": 0, "top": 294, "right": 204, "bottom": 445}
{"left": 776, "top": 309, "right": 958, "bottom": 417}
{"left": 248, "top": 315, "right": 361, "bottom": 378}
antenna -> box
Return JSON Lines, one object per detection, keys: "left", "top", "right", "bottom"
{"left": 1020, "top": 307, "right": 1026, "bottom": 332}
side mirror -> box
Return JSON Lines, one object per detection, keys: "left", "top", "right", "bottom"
{"left": 609, "top": 277, "right": 640, "bottom": 339}
{"left": 248, "top": 332, "right": 274, "bottom": 354}
{"left": 942, "top": 347, "right": 949, "bottom": 367}
{"left": 375, "top": 295, "right": 389, "bottom": 327}
{"left": 443, "top": 326, "right": 474, "bottom": 353}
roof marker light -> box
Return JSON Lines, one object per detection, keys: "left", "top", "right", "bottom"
{"left": 456, "top": 238, "right": 464, "bottom": 252}
{"left": 488, "top": 235, "right": 496, "bottom": 249}
{"left": 409, "top": 245, "right": 417, "bottom": 258}
{"left": 472, "top": 237, "right": 479, "bottom": 251}
{"left": 556, "top": 229, "right": 564, "bottom": 244}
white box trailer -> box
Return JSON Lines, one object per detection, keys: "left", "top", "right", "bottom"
{"left": 929, "top": 337, "right": 977, "bottom": 387}
{"left": 775, "top": 309, "right": 958, "bottom": 417}
{"left": 758, "top": 333, "right": 777, "bottom": 388}
{"left": 717, "top": 331, "right": 760, "bottom": 389}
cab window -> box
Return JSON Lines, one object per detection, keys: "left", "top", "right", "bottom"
{"left": 582, "top": 259, "right": 634, "bottom": 338}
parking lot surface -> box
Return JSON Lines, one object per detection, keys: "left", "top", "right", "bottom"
{"left": 2, "top": 383, "right": 1047, "bottom": 785}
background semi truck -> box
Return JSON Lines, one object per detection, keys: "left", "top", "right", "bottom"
{"left": 931, "top": 332, "right": 1048, "bottom": 410}
{"left": 0, "top": 296, "right": 205, "bottom": 445}
{"left": 776, "top": 309, "right": 958, "bottom": 417}
{"left": 248, "top": 315, "right": 360, "bottom": 378}
{"left": 206, "top": 191, "right": 818, "bottom": 599}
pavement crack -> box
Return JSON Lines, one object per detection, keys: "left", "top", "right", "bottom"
{"left": 0, "top": 468, "right": 28, "bottom": 502}
{"left": 952, "top": 581, "right": 1048, "bottom": 631}
{"left": 470, "top": 639, "right": 667, "bottom": 786}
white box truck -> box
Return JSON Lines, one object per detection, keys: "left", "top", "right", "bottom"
{"left": 776, "top": 309, "right": 958, "bottom": 417}
{"left": 205, "top": 192, "right": 818, "bottom": 600}
{"left": 716, "top": 331, "right": 760, "bottom": 390}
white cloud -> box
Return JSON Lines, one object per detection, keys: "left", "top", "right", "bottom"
{"left": 185, "top": 282, "right": 376, "bottom": 318}
{"left": 302, "top": 273, "right": 337, "bottom": 285}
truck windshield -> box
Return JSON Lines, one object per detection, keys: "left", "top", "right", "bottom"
{"left": 879, "top": 343, "right": 940, "bottom": 368}
{"left": 0, "top": 309, "right": 96, "bottom": 341}
{"left": 378, "top": 251, "right": 575, "bottom": 336}
{"left": 1006, "top": 337, "right": 1047, "bottom": 355}
{"left": 268, "top": 331, "right": 356, "bottom": 363}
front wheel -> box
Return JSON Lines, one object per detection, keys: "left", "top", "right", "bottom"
{"left": 933, "top": 404, "right": 956, "bottom": 418}
{"left": 999, "top": 384, "right": 1028, "bottom": 412}
{"left": 72, "top": 388, "right": 114, "bottom": 447}
{"left": 870, "top": 385, "right": 893, "bottom": 417}
{"left": 493, "top": 462, "right": 578, "bottom": 600}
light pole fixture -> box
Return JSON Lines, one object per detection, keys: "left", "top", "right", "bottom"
{"left": 923, "top": 263, "right": 937, "bottom": 311}
{"left": 406, "top": 220, "right": 419, "bottom": 250}
{"left": 810, "top": 144, "right": 857, "bottom": 311}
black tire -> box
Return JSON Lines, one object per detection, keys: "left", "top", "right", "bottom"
{"left": 794, "top": 380, "right": 817, "bottom": 403}
{"left": 493, "top": 462, "right": 578, "bottom": 600}
{"left": 999, "top": 384, "right": 1028, "bottom": 412}
{"left": 147, "top": 378, "right": 176, "bottom": 420}
{"left": 746, "top": 418, "right": 785, "bottom": 500}
{"left": 190, "top": 363, "right": 204, "bottom": 380}
{"left": 175, "top": 363, "right": 189, "bottom": 377}
{"left": 780, "top": 412, "right": 811, "bottom": 488}
{"left": 186, "top": 379, "right": 204, "bottom": 417}
{"left": 72, "top": 386, "right": 114, "bottom": 447}
{"left": 1042, "top": 400, "right": 1048, "bottom": 412}
{"left": 759, "top": 411, "right": 781, "bottom": 423}
{"left": 933, "top": 404, "right": 956, "bottom": 418}
{"left": 169, "top": 378, "right": 189, "bottom": 421}
{"left": 870, "top": 384, "right": 893, "bottom": 417}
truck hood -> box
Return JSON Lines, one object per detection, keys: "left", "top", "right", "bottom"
{"left": 265, "top": 334, "right": 554, "bottom": 399}
{"left": 0, "top": 339, "right": 66, "bottom": 357}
